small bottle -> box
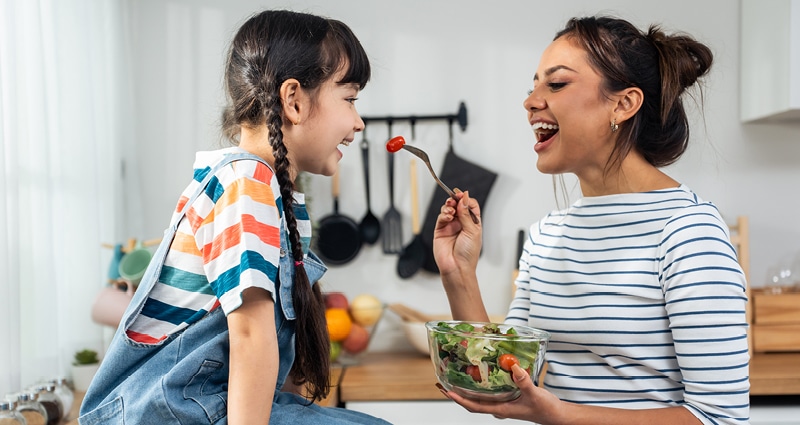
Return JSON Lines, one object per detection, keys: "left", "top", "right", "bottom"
{"left": 49, "top": 378, "right": 73, "bottom": 421}
{"left": 0, "top": 399, "right": 27, "bottom": 425}
{"left": 30, "top": 386, "right": 60, "bottom": 425}
{"left": 14, "top": 392, "right": 46, "bottom": 425}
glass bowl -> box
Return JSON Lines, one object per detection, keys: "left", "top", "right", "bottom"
{"left": 426, "top": 320, "right": 550, "bottom": 401}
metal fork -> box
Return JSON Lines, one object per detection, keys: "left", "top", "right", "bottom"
{"left": 401, "top": 144, "right": 479, "bottom": 224}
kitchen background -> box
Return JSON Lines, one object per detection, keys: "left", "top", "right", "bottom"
{"left": 2, "top": 0, "right": 799, "bottom": 420}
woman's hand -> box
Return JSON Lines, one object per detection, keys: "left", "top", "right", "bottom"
{"left": 432, "top": 190, "right": 482, "bottom": 277}
{"left": 438, "top": 364, "right": 703, "bottom": 425}
{"left": 438, "top": 364, "right": 562, "bottom": 423}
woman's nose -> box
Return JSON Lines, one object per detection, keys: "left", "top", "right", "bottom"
{"left": 523, "top": 88, "right": 545, "bottom": 112}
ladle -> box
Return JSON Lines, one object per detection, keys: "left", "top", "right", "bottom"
{"left": 386, "top": 136, "right": 479, "bottom": 224}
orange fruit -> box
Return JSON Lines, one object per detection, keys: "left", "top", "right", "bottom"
{"left": 325, "top": 308, "right": 352, "bottom": 342}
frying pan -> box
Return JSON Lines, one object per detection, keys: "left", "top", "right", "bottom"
{"left": 315, "top": 168, "right": 362, "bottom": 265}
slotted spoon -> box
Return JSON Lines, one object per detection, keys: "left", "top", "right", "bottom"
{"left": 382, "top": 124, "right": 403, "bottom": 253}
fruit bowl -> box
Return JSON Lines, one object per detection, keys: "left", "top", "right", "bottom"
{"left": 325, "top": 292, "right": 385, "bottom": 365}
{"left": 426, "top": 321, "right": 550, "bottom": 402}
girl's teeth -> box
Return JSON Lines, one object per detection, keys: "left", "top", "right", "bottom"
{"left": 340, "top": 140, "right": 351, "bottom": 146}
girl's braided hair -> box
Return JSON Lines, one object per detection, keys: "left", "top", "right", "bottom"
{"left": 221, "top": 9, "right": 370, "bottom": 402}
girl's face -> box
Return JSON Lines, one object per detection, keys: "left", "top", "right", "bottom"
{"left": 288, "top": 70, "right": 364, "bottom": 177}
{"left": 523, "top": 36, "right": 618, "bottom": 180}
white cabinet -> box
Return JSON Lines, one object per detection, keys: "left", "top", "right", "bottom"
{"left": 740, "top": 0, "right": 800, "bottom": 122}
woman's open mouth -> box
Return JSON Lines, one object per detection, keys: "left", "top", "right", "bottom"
{"left": 532, "top": 121, "right": 559, "bottom": 144}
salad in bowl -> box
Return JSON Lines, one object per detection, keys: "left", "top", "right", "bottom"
{"left": 426, "top": 321, "right": 550, "bottom": 401}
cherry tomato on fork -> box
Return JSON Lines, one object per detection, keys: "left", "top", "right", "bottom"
{"left": 386, "top": 136, "right": 406, "bottom": 152}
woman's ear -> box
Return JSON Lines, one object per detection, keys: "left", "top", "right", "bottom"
{"left": 613, "top": 87, "right": 643, "bottom": 123}
{"left": 279, "top": 79, "right": 304, "bottom": 125}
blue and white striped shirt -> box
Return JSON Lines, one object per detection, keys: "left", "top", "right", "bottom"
{"left": 506, "top": 185, "right": 749, "bottom": 425}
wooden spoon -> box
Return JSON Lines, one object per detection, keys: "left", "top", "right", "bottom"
{"left": 388, "top": 303, "right": 434, "bottom": 323}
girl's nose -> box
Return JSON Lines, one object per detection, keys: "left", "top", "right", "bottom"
{"left": 355, "top": 114, "right": 365, "bottom": 132}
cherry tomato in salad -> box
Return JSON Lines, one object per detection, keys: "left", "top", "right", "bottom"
{"left": 386, "top": 136, "right": 406, "bottom": 153}
{"left": 498, "top": 353, "right": 520, "bottom": 372}
{"left": 459, "top": 340, "right": 468, "bottom": 348}
{"left": 465, "top": 365, "right": 482, "bottom": 382}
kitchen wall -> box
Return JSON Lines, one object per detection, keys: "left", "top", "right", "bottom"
{"left": 124, "top": 0, "right": 800, "bottom": 350}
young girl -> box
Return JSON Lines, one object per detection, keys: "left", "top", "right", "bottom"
{"left": 79, "top": 10, "right": 390, "bottom": 425}
{"left": 433, "top": 15, "right": 749, "bottom": 425}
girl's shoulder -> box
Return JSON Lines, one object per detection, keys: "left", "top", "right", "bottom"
{"left": 194, "top": 147, "right": 277, "bottom": 186}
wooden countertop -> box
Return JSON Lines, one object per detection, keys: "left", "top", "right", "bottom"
{"left": 338, "top": 351, "right": 800, "bottom": 401}
{"left": 750, "top": 352, "right": 800, "bottom": 395}
{"left": 338, "top": 352, "right": 445, "bottom": 402}
{"left": 63, "top": 350, "right": 800, "bottom": 422}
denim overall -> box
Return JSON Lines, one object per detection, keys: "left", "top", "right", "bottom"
{"left": 79, "top": 153, "right": 390, "bottom": 425}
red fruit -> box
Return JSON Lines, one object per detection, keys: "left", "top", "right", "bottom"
{"left": 465, "top": 365, "right": 481, "bottom": 382}
{"left": 386, "top": 136, "right": 405, "bottom": 153}
{"left": 342, "top": 323, "right": 370, "bottom": 354}
{"left": 498, "top": 353, "right": 520, "bottom": 372}
{"left": 324, "top": 292, "right": 349, "bottom": 310}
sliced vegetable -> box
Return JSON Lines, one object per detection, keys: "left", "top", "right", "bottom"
{"left": 431, "top": 322, "right": 543, "bottom": 394}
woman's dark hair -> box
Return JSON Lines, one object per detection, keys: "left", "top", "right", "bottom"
{"left": 555, "top": 16, "right": 713, "bottom": 170}
{"left": 221, "top": 10, "right": 370, "bottom": 402}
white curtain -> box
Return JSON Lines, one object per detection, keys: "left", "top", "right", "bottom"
{"left": 0, "top": 0, "right": 134, "bottom": 396}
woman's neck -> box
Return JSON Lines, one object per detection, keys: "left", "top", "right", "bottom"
{"left": 578, "top": 151, "right": 679, "bottom": 197}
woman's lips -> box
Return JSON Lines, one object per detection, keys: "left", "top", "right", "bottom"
{"left": 531, "top": 121, "right": 559, "bottom": 153}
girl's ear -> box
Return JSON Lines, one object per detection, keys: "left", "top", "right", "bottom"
{"left": 279, "top": 78, "right": 304, "bottom": 125}
{"left": 613, "top": 87, "right": 643, "bottom": 124}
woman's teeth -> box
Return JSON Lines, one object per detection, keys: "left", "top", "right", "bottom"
{"left": 340, "top": 140, "right": 351, "bottom": 146}
{"left": 531, "top": 122, "right": 559, "bottom": 143}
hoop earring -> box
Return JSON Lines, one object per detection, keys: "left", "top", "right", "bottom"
{"left": 610, "top": 119, "right": 619, "bottom": 133}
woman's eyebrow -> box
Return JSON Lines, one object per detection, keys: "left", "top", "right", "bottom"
{"left": 533, "top": 65, "right": 577, "bottom": 81}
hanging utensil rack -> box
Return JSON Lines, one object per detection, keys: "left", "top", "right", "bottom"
{"left": 361, "top": 101, "right": 467, "bottom": 136}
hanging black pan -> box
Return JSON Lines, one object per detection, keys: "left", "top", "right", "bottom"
{"left": 315, "top": 167, "right": 362, "bottom": 265}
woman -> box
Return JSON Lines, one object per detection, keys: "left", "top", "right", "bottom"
{"left": 433, "top": 16, "right": 749, "bottom": 425}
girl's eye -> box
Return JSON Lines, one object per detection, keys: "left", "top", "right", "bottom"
{"left": 346, "top": 97, "right": 358, "bottom": 104}
{"left": 547, "top": 82, "right": 567, "bottom": 90}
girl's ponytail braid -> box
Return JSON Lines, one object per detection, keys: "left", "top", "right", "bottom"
{"left": 265, "top": 95, "right": 330, "bottom": 402}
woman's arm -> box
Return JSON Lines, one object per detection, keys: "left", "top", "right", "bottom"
{"left": 433, "top": 190, "right": 489, "bottom": 322}
{"left": 227, "top": 287, "right": 279, "bottom": 424}
{"left": 439, "top": 365, "right": 702, "bottom": 425}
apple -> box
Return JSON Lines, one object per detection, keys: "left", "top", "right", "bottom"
{"left": 324, "top": 292, "right": 349, "bottom": 310}
{"left": 349, "top": 294, "right": 383, "bottom": 326}
{"left": 330, "top": 341, "right": 342, "bottom": 362}
{"left": 342, "top": 323, "right": 370, "bottom": 354}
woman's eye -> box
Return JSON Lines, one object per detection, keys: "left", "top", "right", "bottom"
{"left": 346, "top": 97, "right": 358, "bottom": 104}
{"left": 527, "top": 89, "right": 534, "bottom": 96}
{"left": 547, "top": 82, "right": 567, "bottom": 90}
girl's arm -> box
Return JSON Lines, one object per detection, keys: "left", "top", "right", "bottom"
{"left": 227, "top": 287, "right": 279, "bottom": 424}
{"left": 433, "top": 190, "right": 489, "bottom": 322}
